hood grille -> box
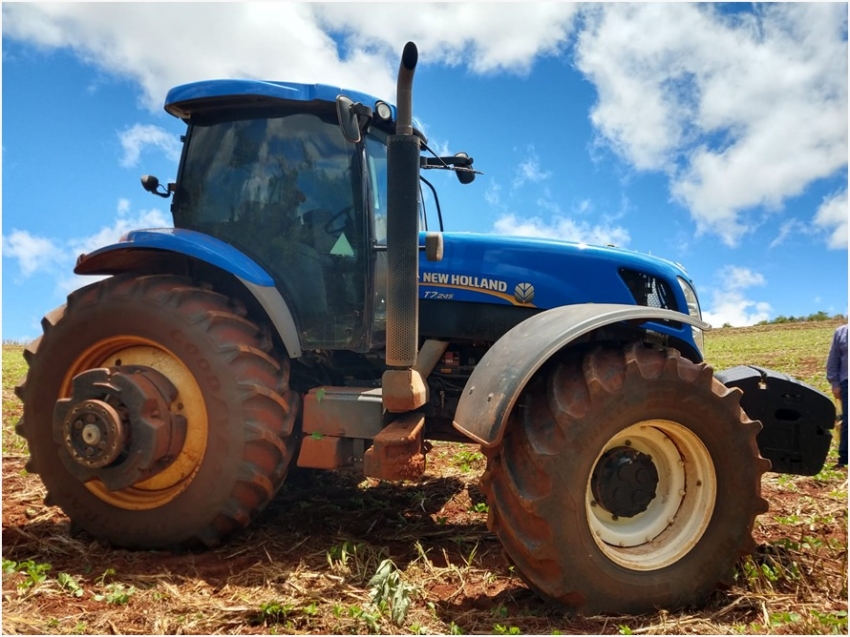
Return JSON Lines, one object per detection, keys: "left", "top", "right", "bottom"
{"left": 619, "top": 268, "right": 678, "bottom": 311}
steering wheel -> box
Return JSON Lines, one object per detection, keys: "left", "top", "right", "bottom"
{"left": 323, "top": 205, "right": 354, "bottom": 235}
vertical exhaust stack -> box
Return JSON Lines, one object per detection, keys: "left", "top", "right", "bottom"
{"left": 385, "top": 42, "right": 420, "bottom": 369}
{"left": 382, "top": 42, "right": 427, "bottom": 413}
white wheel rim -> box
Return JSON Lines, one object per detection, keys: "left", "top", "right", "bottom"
{"left": 585, "top": 420, "right": 716, "bottom": 571}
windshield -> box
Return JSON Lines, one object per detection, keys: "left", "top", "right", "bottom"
{"left": 176, "top": 112, "right": 356, "bottom": 230}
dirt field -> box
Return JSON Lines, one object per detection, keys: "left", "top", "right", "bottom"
{"left": 2, "top": 322, "right": 847, "bottom": 634}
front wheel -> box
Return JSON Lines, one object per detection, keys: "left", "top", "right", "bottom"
{"left": 480, "top": 343, "right": 770, "bottom": 614}
{"left": 15, "top": 274, "right": 300, "bottom": 549}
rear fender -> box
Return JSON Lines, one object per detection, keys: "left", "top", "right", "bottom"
{"left": 74, "top": 228, "right": 302, "bottom": 358}
{"left": 452, "top": 303, "right": 709, "bottom": 448}
{"left": 716, "top": 366, "right": 835, "bottom": 475}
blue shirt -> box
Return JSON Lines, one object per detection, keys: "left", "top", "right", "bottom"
{"left": 827, "top": 323, "right": 848, "bottom": 387}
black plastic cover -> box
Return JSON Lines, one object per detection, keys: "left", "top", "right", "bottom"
{"left": 716, "top": 366, "right": 836, "bottom": 476}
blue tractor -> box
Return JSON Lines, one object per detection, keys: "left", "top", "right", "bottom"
{"left": 15, "top": 43, "right": 834, "bottom": 614}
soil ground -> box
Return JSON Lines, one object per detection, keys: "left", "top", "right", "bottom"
{"left": 2, "top": 323, "right": 847, "bottom": 634}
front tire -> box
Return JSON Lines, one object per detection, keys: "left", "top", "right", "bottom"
{"left": 480, "top": 343, "right": 770, "bottom": 614}
{"left": 15, "top": 274, "right": 300, "bottom": 549}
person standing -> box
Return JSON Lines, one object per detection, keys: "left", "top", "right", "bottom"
{"left": 826, "top": 323, "right": 848, "bottom": 468}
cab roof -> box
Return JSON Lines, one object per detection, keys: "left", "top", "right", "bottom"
{"left": 164, "top": 79, "right": 392, "bottom": 121}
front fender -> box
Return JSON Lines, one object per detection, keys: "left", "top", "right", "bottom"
{"left": 452, "top": 303, "right": 710, "bottom": 447}
{"left": 74, "top": 228, "right": 302, "bottom": 358}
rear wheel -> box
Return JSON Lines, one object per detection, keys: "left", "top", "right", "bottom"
{"left": 15, "top": 274, "right": 300, "bottom": 548}
{"left": 480, "top": 343, "right": 770, "bottom": 614}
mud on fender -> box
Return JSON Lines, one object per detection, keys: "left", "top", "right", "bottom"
{"left": 716, "top": 366, "right": 836, "bottom": 476}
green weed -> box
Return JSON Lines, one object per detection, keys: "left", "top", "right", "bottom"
{"left": 368, "top": 558, "right": 415, "bottom": 626}
{"left": 453, "top": 450, "right": 485, "bottom": 472}
{"left": 812, "top": 609, "right": 848, "bottom": 633}
{"left": 769, "top": 610, "right": 802, "bottom": 627}
{"left": 469, "top": 502, "right": 489, "bottom": 514}
{"left": 3, "top": 559, "right": 51, "bottom": 591}
{"left": 257, "top": 600, "right": 293, "bottom": 624}
{"left": 347, "top": 605, "right": 380, "bottom": 632}
{"left": 57, "top": 572, "right": 84, "bottom": 597}
{"left": 94, "top": 582, "right": 136, "bottom": 605}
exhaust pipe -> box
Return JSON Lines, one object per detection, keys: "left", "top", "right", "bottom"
{"left": 385, "top": 42, "right": 420, "bottom": 368}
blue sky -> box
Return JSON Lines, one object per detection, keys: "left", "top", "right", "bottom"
{"left": 2, "top": 3, "right": 848, "bottom": 341}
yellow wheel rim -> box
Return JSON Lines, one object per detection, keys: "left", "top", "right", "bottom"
{"left": 61, "top": 336, "right": 208, "bottom": 510}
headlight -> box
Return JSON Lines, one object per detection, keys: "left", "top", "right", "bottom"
{"left": 677, "top": 276, "right": 704, "bottom": 354}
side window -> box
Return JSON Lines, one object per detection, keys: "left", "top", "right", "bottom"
{"left": 364, "top": 135, "right": 388, "bottom": 244}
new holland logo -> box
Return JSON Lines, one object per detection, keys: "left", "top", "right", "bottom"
{"left": 514, "top": 282, "right": 535, "bottom": 304}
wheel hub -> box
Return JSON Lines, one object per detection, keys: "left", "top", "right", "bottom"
{"left": 53, "top": 366, "right": 187, "bottom": 491}
{"left": 61, "top": 399, "right": 126, "bottom": 468}
{"left": 591, "top": 446, "right": 659, "bottom": 518}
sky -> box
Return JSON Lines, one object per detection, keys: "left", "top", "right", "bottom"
{"left": 2, "top": 3, "right": 848, "bottom": 342}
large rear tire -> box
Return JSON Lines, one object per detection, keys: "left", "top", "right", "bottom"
{"left": 480, "top": 343, "right": 770, "bottom": 614}
{"left": 15, "top": 274, "right": 300, "bottom": 549}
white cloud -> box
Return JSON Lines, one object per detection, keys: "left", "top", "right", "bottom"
{"left": 574, "top": 3, "right": 848, "bottom": 246}
{"left": 3, "top": 202, "right": 172, "bottom": 294}
{"left": 315, "top": 4, "right": 578, "bottom": 74}
{"left": 493, "top": 213, "right": 630, "bottom": 247}
{"left": 2, "top": 4, "right": 579, "bottom": 111}
{"left": 68, "top": 207, "right": 171, "bottom": 258}
{"left": 2, "top": 4, "right": 394, "bottom": 107}
{"left": 513, "top": 147, "right": 551, "bottom": 189}
{"left": 1, "top": 230, "right": 64, "bottom": 276}
{"left": 5, "top": 3, "right": 845, "bottom": 251}
{"left": 484, "top": 181, "right": 502, "bottom": 207}
{"left": 119, "top": 124, "right": 182, "bottom": 167}
{"left": 702, "top": 265, "right": 772, "bottom": 327}
{"left": 813, "top": 189, "right": 848, "bottom": 250}
{"left": 768, "top": 219, "right": 805, "bottom": 249}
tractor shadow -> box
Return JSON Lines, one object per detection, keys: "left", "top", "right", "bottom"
{"left": 2, "top": 463, "right": 511, "bottom": 597}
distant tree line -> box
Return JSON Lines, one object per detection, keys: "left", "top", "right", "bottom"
{"left": 718, "top": 311, "right": 848, "bottom": 328}
{"left": 756, "top": 311, "right": 847, "bottom": 326}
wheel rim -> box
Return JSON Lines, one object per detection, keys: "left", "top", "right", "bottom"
{"left": 60, "top": 337, "right": 208, "bottom": 510}
{"left": 585, "top": 420, "right": 716, "bottom": 571}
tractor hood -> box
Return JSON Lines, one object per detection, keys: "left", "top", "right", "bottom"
{"left": 418, "top": 232, "right": 695, "bottom": 315}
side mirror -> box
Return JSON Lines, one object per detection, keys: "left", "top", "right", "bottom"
{"left": 141, "top": 175, "right": 171, "bottom": 198}
{"left": 454, "top": 153, "right": 475, "bottom": 185}
{"left": 336, "top": 96, "right": 373, "bottom": 143}
{"left": 336, "top": 96, "right": 360, "bottom": 143}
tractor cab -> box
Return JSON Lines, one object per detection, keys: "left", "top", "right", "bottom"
{"left": 152, "top": 80, "right": 472, "bottom": 355}
{"left": 165, "top": 84, "right": 389, "bottom": 352}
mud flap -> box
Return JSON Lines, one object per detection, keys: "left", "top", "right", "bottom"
{"left": 716, "top": 366, "right": 835, "bottom": 476}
